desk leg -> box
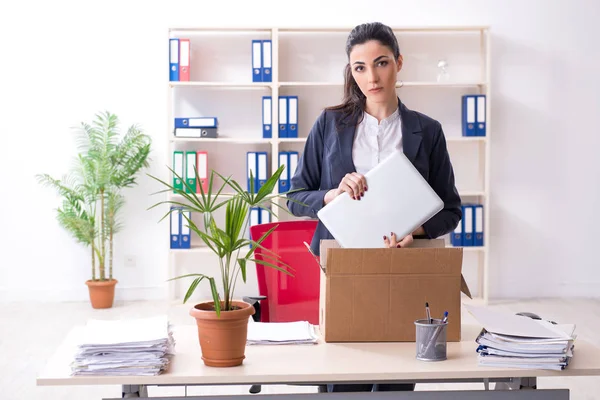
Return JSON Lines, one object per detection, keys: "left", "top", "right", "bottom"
{"left": 122, "top": 385, "right": 148, "bottom": 398}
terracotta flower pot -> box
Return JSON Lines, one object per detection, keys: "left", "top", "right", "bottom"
{"left": 189, "top": 300, "right": 255, "bottom": 367}
{"left": 85, "top": 279, "right": 118, "bottom": 309}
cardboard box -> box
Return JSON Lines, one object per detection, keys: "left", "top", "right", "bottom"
{"left": 315, "top": 239, "right": 472, "bottom": 343}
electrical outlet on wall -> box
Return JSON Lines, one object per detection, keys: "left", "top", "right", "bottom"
{"left": 124, "top": 255, "right": 136, "bottom": 268}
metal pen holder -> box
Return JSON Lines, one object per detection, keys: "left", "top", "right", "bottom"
{"left": 415, "top": 318, "right": 448, "bottom": 361}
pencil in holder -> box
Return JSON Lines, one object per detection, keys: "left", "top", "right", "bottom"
{"left": 415, "top": 318, "right": 448, "bottom": 361}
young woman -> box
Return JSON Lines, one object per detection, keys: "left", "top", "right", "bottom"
{"left": 286, "top": 22, "right": 462, "bottom": 392}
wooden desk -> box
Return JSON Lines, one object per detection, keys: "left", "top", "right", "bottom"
{"left": 37, "top": 324, "right": 600, "bottom": 399}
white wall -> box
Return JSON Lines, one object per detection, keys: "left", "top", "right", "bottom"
{"left": 0, "top": 0, "right": 598, "bottom": 302}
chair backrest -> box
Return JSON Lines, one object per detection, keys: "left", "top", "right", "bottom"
{"left": 249, "top": 220, "right": 320, "bottom": 325}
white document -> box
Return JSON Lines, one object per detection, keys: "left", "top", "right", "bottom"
{"left": 466, "top": 304, "right": 574, "bottom": 340}
{"left": 316, "top": 150, "right": 443, "bottom": 248}
{"left": 247, "top": 321, "right": 318, "bottom": 345}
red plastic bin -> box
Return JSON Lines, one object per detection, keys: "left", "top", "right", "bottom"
{"left": 249, "top": 220, "right": 320, "bottom": 325}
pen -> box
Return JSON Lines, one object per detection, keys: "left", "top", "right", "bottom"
{"left": 425, "top": 302, "right": 432, "bottom": 324}
{"left": 423, "top": 311, "right": 449, "bottom": 355}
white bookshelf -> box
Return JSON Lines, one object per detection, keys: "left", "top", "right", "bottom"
{"left": 166, "top": 26, "right": 491, "bottom": 303}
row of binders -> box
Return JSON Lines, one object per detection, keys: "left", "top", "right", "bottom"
{"left": 252, "top": 39, "right": 272, "bottom": 82}
{"left": 173, "top": 117, "right": 218, "bottom": 138}
{"left": 169, "top": 38, "right": 191, "bottom": 81}
{"left": 461, "top": 95, "right": 486, "bottom": 136}
{"left": 450, "top": 204, "right": 484, "bottom": 247}
{"left": 171, "top": 150, "right": 300, "bottom": 197}
{"left": 246, "top": 151, "right": 299, "bottom": 193}
{"left": 169, "top": 38, "right": 272, "bottom": 83}
{"left": 170, "top": 207, "right": 191, "bottom": 249}
{"left": 262, "top": 96, "right": 298, "bottom": 138}
{"left": 169, "top": 205, "right": 272, "bottom": 250}
{"left": 172, "top": 151, "right": 208, "bottom": 194}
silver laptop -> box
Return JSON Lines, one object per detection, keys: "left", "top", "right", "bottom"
{"left": 317, "top": 150, "right": 444, "bottom": 248}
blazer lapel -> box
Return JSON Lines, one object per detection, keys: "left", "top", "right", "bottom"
{"left": 336, "top": 119, "right": 357, "bottom": 174}
{"left": 398, "top": 99, "right": 422, "bottom": 164}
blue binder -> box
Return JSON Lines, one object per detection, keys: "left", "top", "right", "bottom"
{"left": 461, "top": 95, "right": 476, "bottom": 137}
{"left": 476, "top": 95, "right": 486, "bottom": 136}
{"left": 287, "top": 96, "right": 298, "bottom": 137}
{"left": 262, "top": 40, "right": 272, "bottom": 82}
{"left": 450, "top": 215, "right": 463, "bottom": 247}
{"left": 462, "top": 204, "right": 474, "bottom": 246}
{"left": 262, "top": 96, "right": 272, "bottom": 138}
{"left": 174, "top": 117, "right": 218, "bottom": 129}
{"left": 279, "top": 96, "right": 288, "bottom": 138}
{"left": 259, "top": 208, "right": 271, "bottom": 224}
{"left": 180, "top": 209, "right": 191, "bottom": 249}
{"left": 169, "top": 38, "right": 180, "bottom": 82}
{"left": 278, "top": 151, "right": 289, "bottom": 193}
{"left": 252, "top": 40, "right": 262, "bottom": 82}
{"left": 257, "top": 152, "right": 268, "bottom": 191}
{"left": 170, "top": 206, "right": 181, "bottom": 249}
{"left": 246, "top": 152, "right": 258, "bottom": 193}
{"left": 473, "top": 204, "right": 484, "bottom": 246}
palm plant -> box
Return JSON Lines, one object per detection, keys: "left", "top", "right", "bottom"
{"left": 37, "top": 111, "right": 151, "bottom": 282}
{"left": 148, "top": 164, "right": 302, "bottom": 315}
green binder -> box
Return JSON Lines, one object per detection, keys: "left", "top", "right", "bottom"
{"left": 173, "top": 151, "right": 184, "bottom": 192}
{"left": 185, "top": 151, "right": 197, "bottom": 193}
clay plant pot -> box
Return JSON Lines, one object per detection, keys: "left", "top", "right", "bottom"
{"left": 189, "top": 300, "right": 255, "bottom": 367}
{"left": 85, "top": 279, "right": 118, "bottom": 309}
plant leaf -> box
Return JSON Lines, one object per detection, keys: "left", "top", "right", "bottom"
{"left": 238, "top": 258, "right": 247, "bottom": 283}
{"left": 183, "top": 277, "right": 203, "bottom": 303}
{"left": 249, "top": 258, "right": 294, "bottom": 276}
{"left": 209, "top": 277, "right": 221, "bottom": 316}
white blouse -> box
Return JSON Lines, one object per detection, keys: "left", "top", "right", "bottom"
{"left": 351, "top": 108, "right": 403, "bottom": 176}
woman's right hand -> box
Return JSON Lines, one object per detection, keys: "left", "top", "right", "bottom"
{"left": 324, "top": 172, "right": 368, "bottom": 205}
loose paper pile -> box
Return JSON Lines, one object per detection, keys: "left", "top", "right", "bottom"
{"left": 247, "top": 320, "right": 318, "bottom": 345}
{"left": 466, "top": 305, "right": 576, "bottom": 371}
{"left": 71, "top": 315, "right": 175, "bottom": 376}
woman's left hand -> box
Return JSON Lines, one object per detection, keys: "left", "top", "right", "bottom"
{"left": 383, "top": 232, "right": 414, "bottom": 248}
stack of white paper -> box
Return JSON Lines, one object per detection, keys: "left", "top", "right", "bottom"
{"left": 247, "top": 321, "right": 318, "bottom": 345}
{"left": 71, "top": 315, "right": 175, "bottom": 376}
{"left": 466, "top": 305, "right": 576, "bottom": 371}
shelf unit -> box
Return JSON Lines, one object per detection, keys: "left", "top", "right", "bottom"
{"left": 166, "top": 26, "right": 491, "bottom": 303}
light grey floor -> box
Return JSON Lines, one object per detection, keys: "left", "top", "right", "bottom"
{"left": 4, "top": 298, "right": 600, "bottom": 399}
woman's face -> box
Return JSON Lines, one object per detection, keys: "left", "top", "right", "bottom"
{"left": 349, "top": 40, "right": 402, "bottom": 104}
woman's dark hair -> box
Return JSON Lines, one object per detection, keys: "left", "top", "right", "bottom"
{"left": 325, "top": 22, "right": 401, "bottom": 129}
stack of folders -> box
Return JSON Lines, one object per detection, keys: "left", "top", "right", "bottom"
{"left": 173, "top": 117, "right": 218, "bottom": 139}
{"left": 466, "top": 305, "right": 576, "bottom": 371}
{"left": 71, "top": 315, "right": 175, "bottom": 376}
{"left": 247, "top": 320, "right": 319, "bottom": 345}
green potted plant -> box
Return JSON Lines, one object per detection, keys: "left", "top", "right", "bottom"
{"left": 148, "top": 165, "right": 297, "bottom": 367}
{"left": 37, "top": 111, "right": 152, "bottom": 309}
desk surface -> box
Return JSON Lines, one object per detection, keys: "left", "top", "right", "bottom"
{"left": 37, "top": 324, "right": 600, "bottom": 387}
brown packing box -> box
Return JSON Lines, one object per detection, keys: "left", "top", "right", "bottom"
{"left": 315, "top": 239, "right": 472, "bottom": 343}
